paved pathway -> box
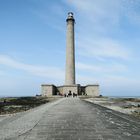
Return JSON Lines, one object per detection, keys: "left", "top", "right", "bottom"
{"left": 0, "top": 98, "right": 140, "bottom": 140}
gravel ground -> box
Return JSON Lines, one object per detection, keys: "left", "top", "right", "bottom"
{"left": 85, "top": 98, "right": 140, "bottom": 116}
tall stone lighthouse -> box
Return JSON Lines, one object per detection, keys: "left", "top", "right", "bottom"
{"left": 65, "top": 12, "right": 75, "bottom": 85}
{"left": 41, "top": 12, "right": 99, "bottom": 97}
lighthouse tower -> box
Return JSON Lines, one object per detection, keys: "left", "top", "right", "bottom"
{"left": 65, "top": 12, "right": 76, "bottom": 85}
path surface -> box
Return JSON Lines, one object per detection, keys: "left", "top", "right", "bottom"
{"left": 0, "top": 98, "right": 140, "bottom": 140}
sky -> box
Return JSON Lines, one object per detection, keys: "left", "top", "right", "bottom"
{"left": 0, "top": 0, "right": 140, "bottom": 97}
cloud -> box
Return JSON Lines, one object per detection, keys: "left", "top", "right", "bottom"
{"left": 100, "top": 75, "right": 140, "bottom": 95}
{"left": 77, "top": 37, "right": 131, "bottom": 60}
{"left": 64, "top": 1, "right": 134, "bottom": 61}
{"left": 76, "top": 73, "right": 140, "bottom": 96}
{"left": 76, "top": 62, "right": 127, "bottom": 73}
{"left": 67, "top": 0, "right": 140, "bottom": 25}
{"left": 0, "top": 55, "right": 64, "bottom": 80}
{"left": 66, "top": 0, "right": 121, "bottom": 26}
{"left": 76, "top": 74, "right": 98, "bottom": 85}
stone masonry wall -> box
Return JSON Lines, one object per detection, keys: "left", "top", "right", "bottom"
{"left": 85, "top": 85, "right": 99, "bottom": 96}
{"left": 41, "top": 85, "right": 54, "bottom": 97}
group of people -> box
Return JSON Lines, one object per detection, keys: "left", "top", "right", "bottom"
{"left": 64, "top": 92, "right": 78, "bottom": 98}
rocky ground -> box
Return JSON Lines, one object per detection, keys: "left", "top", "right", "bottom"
{"left": 85, "top": 97, "right": 140, "bottom": 118}
{"left": 0, "top": 96, "right": 59, "bottom": 115}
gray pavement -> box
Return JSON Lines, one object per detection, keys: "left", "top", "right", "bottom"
{"left": 0, "top": 98, "right": 140, "bottom": 140}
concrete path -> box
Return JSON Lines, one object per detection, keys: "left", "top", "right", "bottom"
{"left": 0, "top": 98, "right": 140, "bottom": 140}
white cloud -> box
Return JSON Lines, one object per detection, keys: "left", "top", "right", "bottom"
{"left": 67, "top": 0, "right": 121, "bottom": 26}
{"left": 76, "top": 75, "right": 98, "bottom": 85}
{"left": 77, "top": 38, "right": 131, "bottom": 60}
{"left": 67, "top": 0, "right": 140, "bottom": 25}
{"left": 76, "top": 73, "right": 140, "bottom": 95}
{"left": 76, "top": 72, "right": 140, "bottom": 87}
{"left": 63, "top": 1, "right": 135, "bottom": 62}
{"left": 100, "top": 75, "right": 140, "bottom": 90}
{"left": 0, "top": 55, "right": 64, "bottom": 80}
{"left": 76, "top": 62, "right": 101, "bottom": 72}
{"left": 76, "top": 62, "right": 127, "bottom": 73}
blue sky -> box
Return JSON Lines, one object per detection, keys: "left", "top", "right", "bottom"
{"left": 0, "top": 0, "right": 140, "bottom": 97}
